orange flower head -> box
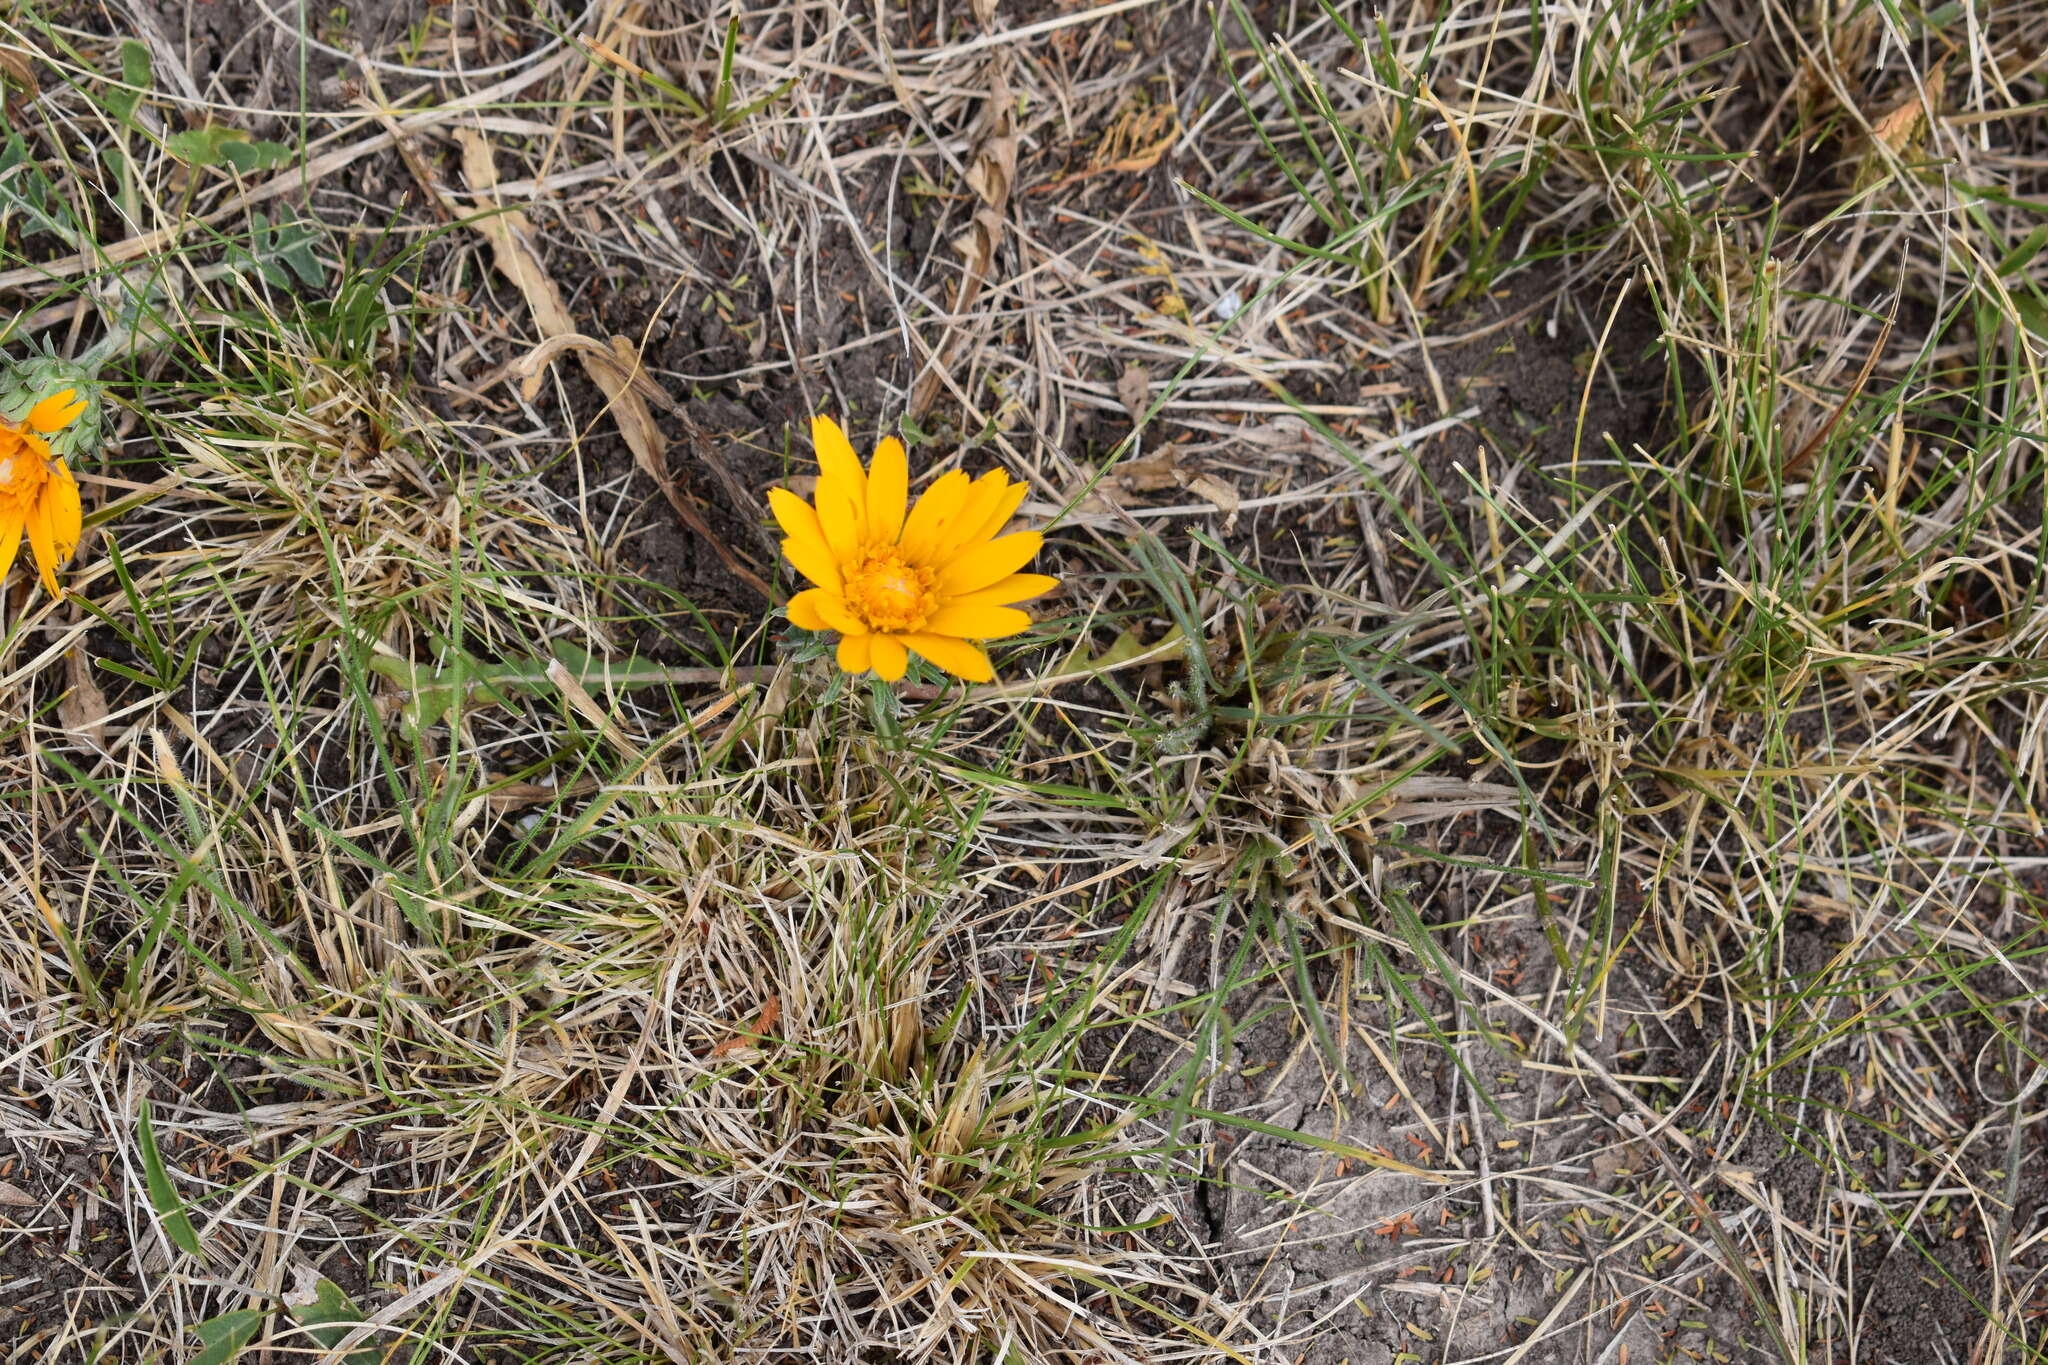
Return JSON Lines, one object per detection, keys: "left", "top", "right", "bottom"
{"left": 773, "top": 415, "right": 1057, "bottom": 683}
{"left": 0, "top": 388, "right": 86, "bottom": 598}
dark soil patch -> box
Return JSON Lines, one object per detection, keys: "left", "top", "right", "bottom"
{"left": 1415, "top": 266, "right": 1677, "bottom": 478}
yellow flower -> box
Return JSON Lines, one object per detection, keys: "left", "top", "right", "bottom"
{"left": 0, "top": 388, "right": 87, "bottom": 598}
{"left": 773, "top": 415, "right": 1056, "bottom": 683}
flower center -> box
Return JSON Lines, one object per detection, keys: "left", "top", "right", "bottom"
{"left": 845, "top": 548, "right": 938, "bottom": 633}
{"left": 0, "top": 429, "right": 50, "bottom": 512}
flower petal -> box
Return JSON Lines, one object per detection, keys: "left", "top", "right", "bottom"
{"left": 815, "top": 478, "right": 864, "bottom": 562}
{"left": 788, "top": 587, "right": 857, "bottom": 633}
{"left": 937, "top": 531, "right": 1044, "bottom": 596}
{"left": 815, "top": 592, "right": 866, "bottom": 634}
{"left": 897, "top": 470, "right": 972, "bottom": 561}
{"left": 837, "top": 633, "right": 872, "bottom": 674}
{"left": 787, "top": 593, "right": 828, "bottom": 631}
{"left": 902, "top": 633, "right": 994, "bottom": 682}
{"left": 781, "top": 535, "right": 842, "bottom": 594}
{"left": 772, "top": 486, "right": 857, "bottom": 591}
{"left": 811, "top": 414, "right": 867, "bottom": 509}
{"left": 964, "top": 477, "right": 1029, "bottom": 546}
{"left": 869, "top": 634, "right": 909, "bottom": 682}
{"left": 947, "top": 573, "right": 1059, "bottom": 607}
{"left": 867, "top": 436, "right": 909, "bottom": 544}
{"left": 26, "top": 389, "right": 85, "bottom": 434}
{"left": 0, "top": 500, "right": 22, "bottom": 589}
{"left": 932, "top": 472, "right": 1011, "bottom": 561}
{"left": 25, "top": 489, "right": 61, "bottom": 597}
{"left": 768, "top": 487, "right": 825, "bottom": 544}
{"left": 44, "top": 459, "right": 79, "bottom": 562}
{"left": 925, "top": 602, "right": 1031, "bottom": 640}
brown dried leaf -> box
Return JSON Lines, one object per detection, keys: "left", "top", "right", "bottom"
{"left": 512, "top": 332, "right": 626, "bottom": 400}
{"left": 1854, "top": 59, "right": 1946, "bottom": 190}
{"left": 1375, "top": 776, "right": 1524, "bottom": 825}
{"left": 1238, "top": 416, "right": 1322, "bottom": 452}
{"left": 709, "top": 994, "right": 782, "bottom": 1058}
{"left": 486, "top": 778, "right": 597, "bottom": 812}
{"left": 1102, "top": 134, "right": 1176, "bottom": 174}
{"left": 0, "top": 1180, "right": 37, "bottom": 1208}
{"left": 602, "top": 335, "right": 672, "bottom": 476}
{"left": 1373, "top": 1211, "right": 1422, "bottom": 1242}
{"left": 1184, "top": 473, "right": 1241, "bottom": 525}
{"left": 60, "top": 647, "right": 110, "bottom": 749}
{"left": 0, "top": 45, "right": 38, "bottom": 102}
{"left": 1114, "top": 449, "right": 1182, "bottom": 494}
{"left": 457, "top": 132, "right": 662, "bottom": 468}
{"left": 455, "top": 132, "right": 574, "bottom": 335}
{"left": 965, "top": 123, "right": 1015, "bottom": 205}
{"left": 1868, "top": 95, "right": 1925, "bottom": 155}
{"left": 1116, "top": 364, "right": 1151, "bottom": 426}
{"left": 1096, "top": 104, "right": 1178, "bottom": 174}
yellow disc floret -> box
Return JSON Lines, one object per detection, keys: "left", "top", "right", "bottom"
{"left": 845, "top": 548, "right": 939, "bottom": 633}
{"left": 0, "top": 436, "right": 54, "bottom": 503}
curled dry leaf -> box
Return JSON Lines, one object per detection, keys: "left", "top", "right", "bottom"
{"left": 1184, "top": 473, "right": 1241, "bottom": 526}
{"left": 1373, "top": 776, "right": 1524, "bottom": 826}
{"left": 1117, "top": 364, "right": 1151, "bottom": 426}
{"left": 1095, "top": 102, "right": 1178, "bottom": 174}
{"left": 1115, "top": 448, "right": 1183, "bottom": 494}
{"left": 709, "top": 994, "right": 781, "bottom": 1058}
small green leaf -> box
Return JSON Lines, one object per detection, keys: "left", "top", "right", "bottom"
{"left": 367, "top": 642, "right": 722, "bottom": 729}
{"left": 189, "top": 1308, "right": 266, "bottom": 1365}
{"left": 386, "top": 882, "right": 443, "bottom": 940}
{"left": 2015, "top": 288, "right": 2048, "bottom": 344}
{"left": 0, "top": 131, "right": 83, "bottom": 239}
{"left": 121, "top": 39, "right": 153, "bottom": 90}
{"left": 105, "top": 41, "right": 152, "bottom": 122}
{"left": 286, "top": 1277, "right": 381, "bottom": 1365}
{"left": 222, "top": 212, "right": 328, "bottom": 289}
{"left": 221, "top": 138, "right": 292, "bottom": 172}
{"left": 1997, "top": 226, "right": 2048, "bottom": 278}
{"left": 137, "top": 1099, "right": 201, "bottom": 1255}
{"left": 1061, "top": 625, "right": 1182, "bottom": 675}
{"left": 165, "top": 125, "right": 293, "bottom": 171}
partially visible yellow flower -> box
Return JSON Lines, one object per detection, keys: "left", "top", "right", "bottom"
{"left": 0, "top": 388, "right": 87, "bottom": 598}
{"left": 773, "top": 415, "right": 1056, "bottom": 683}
